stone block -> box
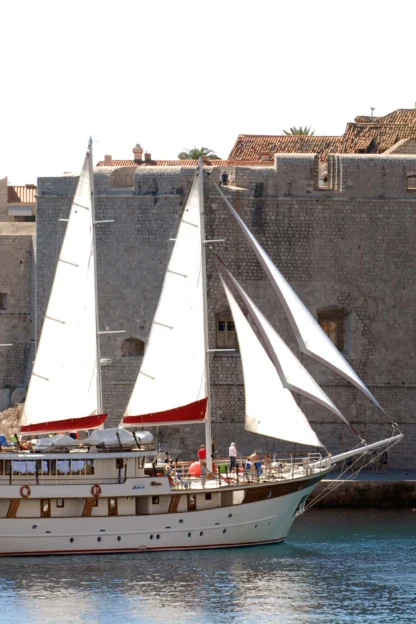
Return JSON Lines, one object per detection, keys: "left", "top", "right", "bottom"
{"left": 11, "top": 386, "right": 26, "bottom": 406}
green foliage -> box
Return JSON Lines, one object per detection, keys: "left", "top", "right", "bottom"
{"left": 282, "top": 126, "right": 315, "bottom": 136}
{"left": 178, "top": 147, "right": 221, "bottom": 160}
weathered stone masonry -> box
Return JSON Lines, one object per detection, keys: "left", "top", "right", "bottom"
{"left": 35, "top": 155, "right": 416, "bottom": 468}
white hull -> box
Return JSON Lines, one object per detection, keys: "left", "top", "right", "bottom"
{"left": 0, "top": 477, "right": 322, "bottom": 556}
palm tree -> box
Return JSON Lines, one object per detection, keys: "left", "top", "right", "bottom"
{"left": 282, "top": 126, "right": 315, "bottom": 136}
{"left": 178, "top": 146, "right": 221, "bottom": 160}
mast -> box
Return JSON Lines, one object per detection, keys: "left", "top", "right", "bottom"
{"left": 198, "top": 158, "right": 213, "bottom": 471}
{"left": 88, "top": 137, "right": 104, "bottom": 416}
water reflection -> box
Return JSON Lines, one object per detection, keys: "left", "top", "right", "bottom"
{"left": 0, "top": 510, "right": 414, "bottom": 624}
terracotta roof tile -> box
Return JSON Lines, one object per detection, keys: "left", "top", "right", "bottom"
{"left": 96, "top": 159, "right": 273, "bottom": 168}
{"left": 7, "top": 185, "right": 36, "bottom": 204}
{"left": 228, "top": 135, "right": 342, "bottom": 161}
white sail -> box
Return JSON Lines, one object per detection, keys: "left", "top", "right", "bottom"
{"left": 20, "top": 149, "right": 105, "bottom": 434}
{"left": 216, "top": 184, "right": 383, "bottom": 412}
{"left": 222, "top": 266, "right": 349, "bottom": 425}
{"left": 221, "top": 277, "right": 323, "bottom": 448}
{"left": 122, "top": 174, "right": 207, "bottom": 426}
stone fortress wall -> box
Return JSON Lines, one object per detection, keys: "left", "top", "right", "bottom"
{"left": 0, "top": 223, "right": 35, "bottom": 410}
{"left": 28, "top": 153, "right": 416, "bottom": 468}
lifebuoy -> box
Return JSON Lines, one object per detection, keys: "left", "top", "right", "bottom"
{"left": 91, "top": 484, "right": 102, "bottom": 498}
{"left": 20, "top": 484, "right": 31, "bottom": 498}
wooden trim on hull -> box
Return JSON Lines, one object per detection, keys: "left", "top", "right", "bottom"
{"left": 242, "top": 471, "right": 327, "bottom": 504}
{"left": 0, "top": 537, "right": 286, "bottom": 557}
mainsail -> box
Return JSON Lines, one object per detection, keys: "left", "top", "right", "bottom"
{"left": 221, "top": 277, "right": 323, "bottom": 447}
{"left": 20, "top": 146, "right": 107, "bottom": 434}
{"left": 221, "top": 264, "right": 349, "bottom": 426}
{"left": 122, "top": 174, "right": 207, "bottom": 426}
{"left": 215, "top": 184, "right": 383, "bottom": 412}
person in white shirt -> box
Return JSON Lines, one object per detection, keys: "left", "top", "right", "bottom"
{"left": 229, "top": 442, "right": 237, "bottom": 473}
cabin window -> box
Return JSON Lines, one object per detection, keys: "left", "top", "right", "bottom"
{"left": 152, "top": 496, "right": 160, "bottom": 505}
{"left": 57, "top": 460, "right": 70, "bottom": 475}
{"left": 50, "top": 460, "right": 57, "bottom": 476}
{"left": 406, "top": 175, "right": 416, "bottom": 191}
{"left": 86, "top": 460, "right": 95, "bottom": 475}
{"left": 205, "top": 493, "right": 212, "bottom": 501}
{"left": 5, "top": 461, "right": 11, "bottom": 475}
{"left": 317, "top": 307, "right": 347, "bottom": 351}
{"left": 216, "top": 315, "right": 237, "bottom": 349}
{"left": 188, "top": 495, "right": 196, "bottom": 511}
{"left": 41, "top": 499, "right": 51, "bottom": 518}
{"left": 121, "top": 337, "right": 145, "bottom": 357}
{"left": 12, "top": 460, "right": 36, "bottom": 476}
{"left": 116, "top": 458, "right": 124, "bottom": 470}
{"left": 0, "top": 461, "right": 3, "bottom": 476}
{"left": 56, "top": 499, "right": 64, "bottom": 508}
{"left": 70, "top": 459, "right": 85, "bottom": 475}
{"left": 0, "top": 293, "right": 7, "bottom": 311}
{"left": 108, "top": 498, "right": 118, "bottom": 516}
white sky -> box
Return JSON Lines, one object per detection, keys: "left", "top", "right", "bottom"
{"left": 2, "top": 0, "right": 416, "bottom": 185}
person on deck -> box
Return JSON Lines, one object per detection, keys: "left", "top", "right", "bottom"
{"left": 197, "top": 444, "right": 207, "bottom": 464}
{"left": 229, "top": 442, "right": 237, "bottom": 473}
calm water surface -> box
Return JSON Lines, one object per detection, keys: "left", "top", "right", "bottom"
{"left": 0, "top": 509, "right": 414, "bottom": 624}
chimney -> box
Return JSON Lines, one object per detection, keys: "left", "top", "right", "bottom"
{"left": 144, "top": 152, "right": 152, "bottom": 163}
{"left": 260, "top": 151, "right": 272, "bottom": 161}
{"left": 104, "top": 154, "right": 112, "bottom": 165}
{"left": 132, "top": 143, "right": 144, "bottom": 163}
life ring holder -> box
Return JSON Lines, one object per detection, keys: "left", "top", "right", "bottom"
{"left": 20, "top": 484, "right": 31, "bottom": 498}
{"left": 91, "top": 484, "right": 102, "bottom": 499}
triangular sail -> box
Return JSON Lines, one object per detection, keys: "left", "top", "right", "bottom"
{"left": 221, "top": 277, "right": 323, "bottom": 448}
{"left": 20, "top": 149, "right": 107, "bottom": 434}
{"left": 122, "top": 174, "right": 207, "bottom": 426}
{"left": 222, "top": 266, "right": 349, "bottom": 426}
{"left": 216, "top": 184, "right": 383, "bottom": 412}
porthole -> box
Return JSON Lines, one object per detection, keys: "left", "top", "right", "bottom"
{"left": 156, "top": 534, "right": 160, "bottom": 539}
{"left": 268, "top": 522, "right": 271, "bottom": 526}
{"left": 255, "top": 524, "right": 258, "bottom": 528}
{"left": 97, "top": 537, "right": 101, "bottom": 542}
{"left": 150, "top": 534, "right": 154, "bottom": 540}
{"left": 32, "top": 525, "right": 37, "bottom": 529}
{"left": 223, "top": 529, "right": 227, "bottom": 534}
{"left": 267, "top": 490, "right": 272, "bottom": 498}
{"left": 70, "top": 538, "right": 74, "bottom": 543}
{"left": 188, "top": 532, "right": 192, "bottom": 538}
{"left": 200, "top": 531, "right": 204, "bottom": 536}
{"left": 228, "top": 513, "right": 232, "bottom": 518}
{"left": 117, "top": 536, "right": 121, "bottom": 541}
{"left": 179, "top": 519, "right": 183, "bottom": 523}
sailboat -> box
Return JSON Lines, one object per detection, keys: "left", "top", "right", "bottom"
{"left": 0, "top": 147, "right": 402, "bottom": 556}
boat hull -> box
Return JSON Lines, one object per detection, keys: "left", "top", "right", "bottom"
{"left": 0, "top": 474, "right": 323, "bottom": 556}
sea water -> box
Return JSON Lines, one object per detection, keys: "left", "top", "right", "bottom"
{"left": 0, "top": 509, "right": 414, "bottom": 624}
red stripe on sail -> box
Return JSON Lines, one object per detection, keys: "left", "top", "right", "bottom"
{"left": 20, "top": 413, "right": 108, "bottom": 434}
{"left": 123, "top": 398, "right": 208, "bottom": 426}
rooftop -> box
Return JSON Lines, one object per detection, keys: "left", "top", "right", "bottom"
{"left": 228, "top": 135, "right": 342, "bottom": 161}
{"left": 8, "top": 185, "right": 37, "bottom": 204}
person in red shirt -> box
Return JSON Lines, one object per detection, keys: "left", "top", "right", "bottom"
{"left": 197, "top": 444, "right": 207, "bottom": 463}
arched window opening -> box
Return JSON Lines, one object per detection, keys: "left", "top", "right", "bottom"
{"left": 317, "top": 306, "right": 348, "bottom": 352}
{"left": 121, "top": 337, "right": 145, "bottom": 357}
{"left": 406, "top": 175, "right": 416, "bottom": 192}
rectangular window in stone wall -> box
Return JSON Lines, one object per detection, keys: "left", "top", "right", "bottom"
{"left": 216, "top": 318, "right": 237, "bottom": 349}
{"left": 318, "top": 307, "right": 347, "bottom": 351}
{"left": 0, "top": 293, "right": 7, "bottom": 310}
